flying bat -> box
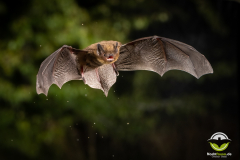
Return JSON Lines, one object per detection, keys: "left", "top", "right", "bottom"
{"left": 36, "top": 36, "right": 213, "bottom": 96}
{"left": 207, "top": 138, "right": 231, "bottom": 148}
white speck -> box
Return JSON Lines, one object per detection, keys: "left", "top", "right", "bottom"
{"left": 67, "top": 101, "right": 69, "bottom": 102}
{"left": 88, "top": 137, "right": 89, "bottom": 138}
{"left": 85, "top": 88, "right": 86, "bottom": 89}
{"left": 102, "top": 136, "right": 103, "bottom": 138}
{"left": 77, "top": 139, "right": 79, "bottom": 141}
{"left": 94, "top": 122, "right": 95, "bottom": 124}
{"left": 114, "top": 90, "right": 115, "bottom": 92}
{"left": 118, "top": 98, "right": 119, "bottom": 99}
{"left": 40, "top": 45, "right": 41, "bottom": 47}
{"left": 69, "top": 126, "right": 71, "bottom": 127}
{"left": 56, "top": 95, "right": 57, "bottom": 96}
{"left": 113, "top": 155, "right": 114, "bottom": 157}
{"left": 46, "top": 99, "right": 48, "bottom": 100}
{"left": 82, "top": 24, "right": 84, "bottom": 25}
{"left": 34, "top": 102, "right": 35, "bottom": 103}
{"left": 11, "top": 139, "right": 13, "bottom": 141}
{"left": 96, "top": 133, "right": 97, "bottom": 134}
{"left": 127, "top": 123, "right": 129, "bottom": 125}
{"left": 85, "top": 94, "right": 87, "bottom": 96}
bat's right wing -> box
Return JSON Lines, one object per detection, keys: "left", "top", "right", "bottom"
{"left": 37, "top": 45, "right": 116, "bottom": 97}
{"left": 36, "top": 45, "right": 87, "bottom": 96}
{"left": 115, "top": 36, "right": 213, "bottom": 78}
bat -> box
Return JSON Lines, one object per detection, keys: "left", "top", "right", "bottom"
{"left": 207, "top": 138, "right": 231, "bottom": 148}
{"left": 36, "top": 36, "right": 213, "bottom": 96}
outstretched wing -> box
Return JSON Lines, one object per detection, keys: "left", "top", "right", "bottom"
{"left": 36, "top": 45, "right": 117, "bottom": 96}
{"left": 36, "top": 45, "right": 85, "bottom": 96}
{"left": 115, "top": 36, "right": 213, "bottom": 78}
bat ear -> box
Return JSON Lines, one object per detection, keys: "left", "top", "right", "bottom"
{"left": 97, "top": 44, "right": 105, "bottom": 55}
{"left": 114, "top": 42, "right": 118, "bottom": 53}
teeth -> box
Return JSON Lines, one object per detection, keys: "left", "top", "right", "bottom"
{"left": 107, "top": 58, "right": 114, "bottom": 61}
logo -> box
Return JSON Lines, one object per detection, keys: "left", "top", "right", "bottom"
{"left": 207, "top": 132, "right": 232, "bottom": 158}
{"left": 207, "top": 132, "right": 231, "bottom": 151}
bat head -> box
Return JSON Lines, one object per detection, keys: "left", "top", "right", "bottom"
{"left": 97, "top": 42, "right": 119, "bottom": 63}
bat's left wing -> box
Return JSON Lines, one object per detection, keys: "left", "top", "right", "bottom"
{"left": 115, "top": 36, "right": 213, "bottom": 78}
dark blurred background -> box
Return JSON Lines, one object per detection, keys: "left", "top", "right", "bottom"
{"left": 0, "top": 0, "right": 239, "bottom": 159}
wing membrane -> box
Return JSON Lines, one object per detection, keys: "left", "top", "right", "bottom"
{"left": 116, "top": 36, "right": 213, "bottom": 78}
{"left": 36, "top": 46, "right": 83, "bottom": 95}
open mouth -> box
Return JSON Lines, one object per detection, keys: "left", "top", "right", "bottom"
{"left": 107, "top": 56, "right": 114, "bottom": 61}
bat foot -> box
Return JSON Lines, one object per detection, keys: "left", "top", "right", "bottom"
{"left": 80, "top": 66, "right": 86, "bottom": 84}
{"left": 82, "top": 77, "right": 86, "bottom": 84}
{"left": 114, "top": 69, "right": 119, "bottom": 76}
{"left": 112, "top": 63, "right": 119, "bottom": 76}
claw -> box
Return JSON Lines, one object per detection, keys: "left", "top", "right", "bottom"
{"left": 82, "top": 77, "right": 86, "bottom": 84}
{"left": 80, "top": 66, "right": 86, "bottom": 84}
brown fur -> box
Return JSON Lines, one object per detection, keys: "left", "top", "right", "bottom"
{"left": 77, "top": 41, "right": 122, "bottom": 68}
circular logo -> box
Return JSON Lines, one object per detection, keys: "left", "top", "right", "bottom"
{"left": 207, "top": 132, "right": 231, "bottom": 151}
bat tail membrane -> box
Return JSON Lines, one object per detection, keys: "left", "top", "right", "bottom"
{"left": 36, "top": 46, "right": 83, "bottom": 96}
{"left": 83, "top": 64, "right": 117, "bottom": 96}
{"left": 116, "top": 36, "right": 213, "bottom": 79}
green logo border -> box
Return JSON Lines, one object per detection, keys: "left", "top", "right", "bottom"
{"left": 209, "top": 142, "right": 230, "bottom": 151}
